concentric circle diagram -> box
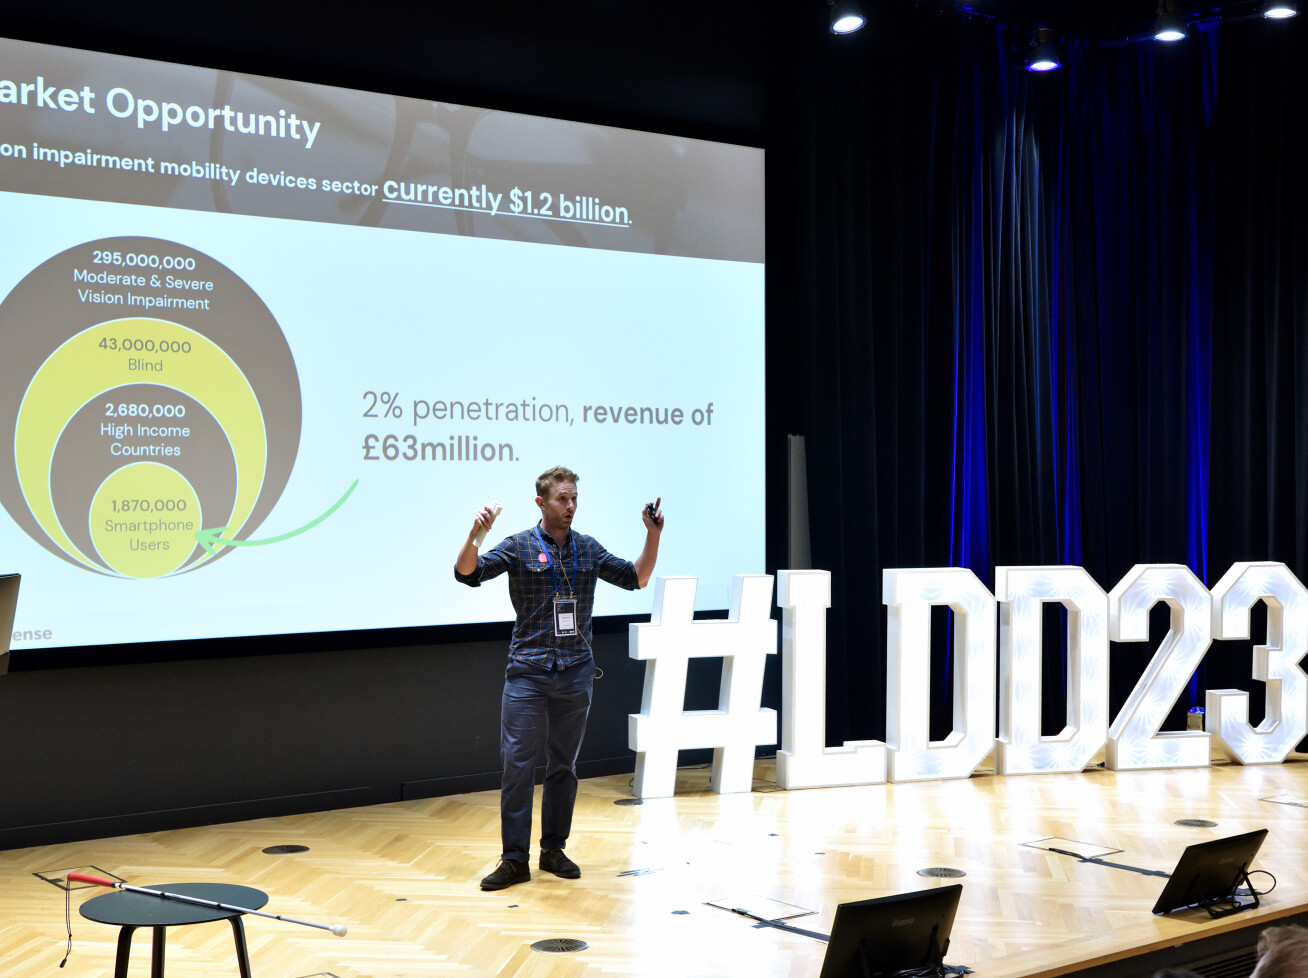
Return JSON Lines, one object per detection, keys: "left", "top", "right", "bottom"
{"left": 0, "top": 236, "right": 301, "bottom": 578}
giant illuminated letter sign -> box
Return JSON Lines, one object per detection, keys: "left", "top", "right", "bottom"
{"left": 883, "top": 567, "right": 995, "bottom": 783}
{"left": 1106, "top": 564, "right": 1213, "bottom": 770}
{"left": 995, "top": 566, "right": 1109, "bottom": 775}
{"left": 631, "top": 561, "right": 1308, "bottom": 797}
{"left": 628, "top": 574, "right": 777, "bottom": 798}
{"left": 1207, "top": 561, "right": 1308, "bottom": 764}
{"left": 776, "top": 570, "right": 887, "bottom": 789}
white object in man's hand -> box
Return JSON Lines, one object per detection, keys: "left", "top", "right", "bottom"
{"left": 473, "top": 501, "right": 502, "bottom": 548}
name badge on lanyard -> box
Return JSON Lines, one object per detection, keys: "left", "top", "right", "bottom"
{"left": 534, "top": 525, "right": 579, "bottom": 638}
{"left": 553, "top": 597, "right": 578, "bottom": 637}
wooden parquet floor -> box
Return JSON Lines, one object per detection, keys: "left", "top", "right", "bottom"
{"left": 4, "top": 757, "right": 1308, "bottom": 978}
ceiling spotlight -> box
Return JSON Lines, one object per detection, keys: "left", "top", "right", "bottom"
{"left": 1264, "top": 1, "right": 1298, "bottom": 17}
{"left": 829, "top": 0, "right": 866, "bottom": 34}
{"left": 1154, "top": 1, "right": 1188, "bottom": 40}
{"left": 1025, "top": 27, "right": 1062, "bottom": 72}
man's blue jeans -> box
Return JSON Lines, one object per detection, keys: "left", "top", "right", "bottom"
{"left": 499, "top": 657, "right": 594, "bottom": 862}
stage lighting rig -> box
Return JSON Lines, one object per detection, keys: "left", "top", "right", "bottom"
{"left": 1154, "top": 0, "right": 1190, "bottom": 39}
{"left": 829, "top": 0, "right": 866, "bottom": 34}
{"left": 1025, "top": 26, "right": 1063, "bottom": 71}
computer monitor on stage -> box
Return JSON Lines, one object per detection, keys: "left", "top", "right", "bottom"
{"left": 0, "top": 573, "right": 19, "bottom": 676}
{"left": 819, "top": 882, "right": 965, "bottom": 978}
{"left": 1152, "top": 828, "right": 1268, "bottom": 917}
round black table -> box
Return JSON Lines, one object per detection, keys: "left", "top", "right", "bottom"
{"left": 80, "top": 883, "right": 268, "bottom": 978}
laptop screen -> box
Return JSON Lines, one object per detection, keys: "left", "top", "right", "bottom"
{"left": 0, "top": 573, "right": 19, "bottom": 657}
{"left": 820, "top": 883, "right": 964, "bottom": 978}
{"left": 1152, "top": 829, "right": 1268, "bottom": 914}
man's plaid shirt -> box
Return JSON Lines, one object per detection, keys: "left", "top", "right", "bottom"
{"left": 455, "top": 523, "right": 639, "bottom": 669}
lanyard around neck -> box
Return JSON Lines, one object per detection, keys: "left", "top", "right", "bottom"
{"left": 533, "top": 525, "right": 577, "bottom": 595}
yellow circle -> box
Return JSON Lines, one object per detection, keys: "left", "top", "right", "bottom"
{"left": 89, "top": 463, "right": 202, "bottom": 578}
{"left": 16, "top": 318, "right": 265, "bottom": 571}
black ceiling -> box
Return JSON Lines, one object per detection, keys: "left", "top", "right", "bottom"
{"left": 939, "top": 0, "right": 1250, "bottom": 37}
{"left": 0, "top": 0, "right": 1280, "bottom": 141}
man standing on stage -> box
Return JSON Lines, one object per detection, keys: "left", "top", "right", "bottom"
{"left": 455, "top": 465, "right": 664, "bottom": 890}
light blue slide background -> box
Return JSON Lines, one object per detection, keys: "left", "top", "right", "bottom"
{"left": 0, "top": 190, "right": 765, "bottom": 649}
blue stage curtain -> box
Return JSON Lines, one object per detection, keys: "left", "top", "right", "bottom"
{"left": 777, "top": 7, "right": 1306, "bottom": 745}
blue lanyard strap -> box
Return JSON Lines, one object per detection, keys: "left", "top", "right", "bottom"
{"left": 533, "top": 525, "right": 577, "bottom": 595}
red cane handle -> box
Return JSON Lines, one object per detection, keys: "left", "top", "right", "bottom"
{"left": 67, "top": 873, "right": 118, "bottom": 888}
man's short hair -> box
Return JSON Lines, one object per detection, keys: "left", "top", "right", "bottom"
{"left": 1252, "top": 924, "right": 1308, "bottom": 978}
{"left": 536, "top": 466, "right": 579, "bottom": 498}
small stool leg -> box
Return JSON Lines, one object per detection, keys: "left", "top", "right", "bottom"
{"left": 151, "top": 925, "right": 166, "bottom": 978}
{"left": 113, "top": 925, "right": 137, "bottom": 978}
{"left": 229, "top": 915, "right": 254, "bottom": 978}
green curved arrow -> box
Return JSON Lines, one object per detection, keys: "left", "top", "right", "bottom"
{"left": 194, "top": 480, "right": 359, "bottom": 555}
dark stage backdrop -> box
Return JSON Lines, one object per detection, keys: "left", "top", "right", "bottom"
{"left": 774, "top": 6, "right": 1308, "bottom": 746}
{"left": 3, "top": 4, "right": 1307, "bottom": 848}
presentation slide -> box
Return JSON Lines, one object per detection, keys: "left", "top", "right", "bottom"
{"left": 0, "top": 37, "right": 766, "bottom": 652}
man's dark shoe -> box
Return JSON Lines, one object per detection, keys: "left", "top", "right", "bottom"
{"left": 539, "top": 848, "right": 581, "bottom": 879}
{"left": 481, "top": 858, "right": 530, "bottom": 890}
